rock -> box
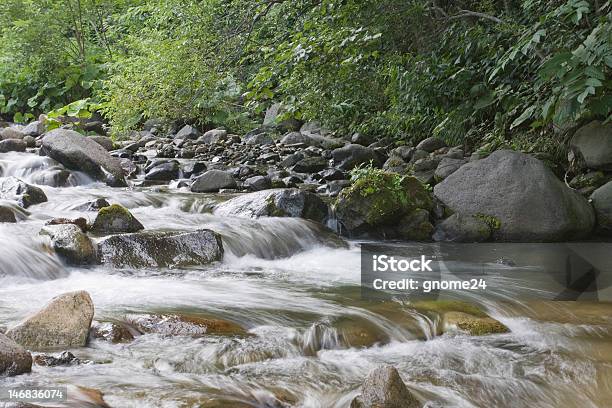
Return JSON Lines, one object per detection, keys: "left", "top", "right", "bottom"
{"left": 243, "top": 175, "right": 272, "bottom": 191}
{"left": 215, "top": 188, "right": 328, "bottom": 223}
{"left": 90, "top": 204, "right": 144, "bottom": 234}
{"left": 433, "top": 150, "right": 595, "bottom": 241}
{"left": 443, "top": 312, "right": 509, "bottom": 336}
{"left": 351, "top": 133, "right": 376, "bottom": 146}
{"left": 0, "top": 139, "right": 27, "bottom": 152}
{"left": 33, "top": 351, "right": 81, "bottom": 366}
{"left": 145, "top": 160, "right": 180, "bottom": 181}
{"left": 90, "top": 321, "right": 135, "bottom": 343}
{"left": 82, "top": 120, "right": 107, "bottom": 135}
{"left": 412, "top": 156, "right": 441, "bottom": 172}
{"left": 191, "top": 170, "right": 237, "bottom": 192}
{"left": 244, "top": 132, "right": 274, "bottom": 145}
{"left": 88, "top": 135, "right": 114, "bottom": 151}
{"left": 6, "top": 291, "right": 94, "bottom": 350}
{"left": 0, "top": 127, "right": 25, "bottom": 140}
{"left": 383, "top": 156, "right": 408, "bottom": 174}
{"left": 351, "top": 365, "right": 420, "bottom": 408}
{"left": 0, "top": 333, "right": 32, "bottom": 376}
{"left": 98, "top": 229, "right": 224, "bottom": 268}
{"left": 0, "top": 177, "right": 47, "bottom": 208}
{"left": 591, "top": 181, "right": 612, "bottom": 235}
{"left": 23, "top": 135, "right": 36, "bottom": 147}
{"left": 416, "top": 137, "right": 446, "bottom": 153}
{"left": 332, "top": 144, "right": 381, "bottom": 170}
{"left": 71, "top": 198, "right": 110, "bottom": 212}
{"left": 570, "top": 121, "right": 612, "bottom": 170}
{"left": 293, "top": 156, "right": 328, "bottom": 173}
{"left": 334, "top": 174, "right": 431, "bottom": 234}
{"left": 200, "top": 128, "right": 228, "bottom": 144}
{"left": 300, "top": 121, "right": 330, "bottom": 136}
{"left": 320, "top": 168, "right": 345, "bottom": 181}
{"left": 569, "top": 171, "right": 607, "bottom": 194}
{"left": 434, "top": 157, "right": 466, "bottom": 181}
{"left": 183, "top": 161, "right": 207, "bottom": 178}
{"left": 40, "top": 224, "right": 97, "bottom": 265}
{"left": 280, "top": 152, "right": 305, "bottom": 168}
{"left": 22, "top": 120, "right": 45, "bottom": 137}
{"left": 394, "top": 209, "right": 434, "bottom": 241}
{"left": 45, "top": 217, "right": 88, "bottom": 232}
{"left": 0, "top": 205, "right": 17, "bottom": 223}
{"left": 175, "top": 124, "right": 200, "bottom": 140}
{"left": 124, "top": 313, "right": 246, "bottom": 337}
{"left": 432, "top": 213, "right": 492, "bottom": 242}
{"left": 41, "top": 129, "right": 127, "bottom": 187}
{"left": 281, "top": 132, "right": 313, "bottom": 145}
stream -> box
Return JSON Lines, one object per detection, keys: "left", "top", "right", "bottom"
{"left": 1, "top": 150, "right": 612, "bottom": 408}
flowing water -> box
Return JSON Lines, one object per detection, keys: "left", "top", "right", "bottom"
{"left": 1, "top": 151, "right": 612, "bottom": 408}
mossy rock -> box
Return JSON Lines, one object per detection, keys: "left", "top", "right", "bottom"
{"left": 91, "top": 204, "right": 144, "bottom": 235}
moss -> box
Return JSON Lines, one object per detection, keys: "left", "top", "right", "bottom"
{"left": 444, "top": 312, "right": 509, "bottom": 336}
{"left": 265, "top": 195, "right": 288, "bottom": 217}
{"left": 411, "top": 300, "right": 488, "bottom": 317}
{"left": 98, "top": 204, "right": 132, "bottom": 219}
{"left": 474, "top": 213, "right": 501, "bottom": 230}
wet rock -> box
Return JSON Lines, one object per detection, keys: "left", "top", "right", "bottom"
{"left": 215, "top": 188, "right": 328, "bottom": 223}
{"left": 120, "top": 157, "right": 138, "bottom": 178}
{"left": 72, "top": 198, "right": 110, "bottom": 212}
{"left": 0, "top": 177, "right": 47, "bottom": 208}
{"left": 332, "top": 144, "right": 381, "bottom": 170}
{"left": 0, "top": 138, "right": 27, "bottom": 153}
{"left": 416, "top": 137, "right": 446, "bottom": 153}
{"left": 125, "top": 313, "right": 246, "bottom": 337}
{"left": 175, "top": 124, "right": 200, "bottom": 140}
{"left": 90, "top": 321, "right": 135, "bottom": 343}
{"left": 351, "top": 365, "right": 421, "bottom": 408}
{"left": 0, "top": 127, "right": 25, "bottom": 140}
{"left": 23, "top": 135, "right": 36, "bottom": 148}
{"left": 183, "top": 161, "right": 207, "bottom": 178}
{"left": 0, "top": 333, "right": 32, "bottom": 376}
{"left": 145, "top": 160, "right": 180, "bottom": 181}
{"left": 91, "top": 204, "right": 144, "bottom": 235}
{"left": 41, "top": 129, "right": 127, "bottom": 187}
{"left": 434, "top": 150, "right": 595, "bottom": 241}
{"left": 40, "top": 224, "right": 96, "bottom": 265}
{"left": 570, "top": 120, "right": 612, "bottom": 170}
{"left": 281, "top": 131, "right": 313, "bottom": 145}
{"left": 30, "top": 168, "right": 73, "bottom": 187}
{"left": 293, "top": 156, "right": 328, "bottom": 173}
{"left": 245, "top": 132, "right": 274, "bottom": 145}
{"left": 244, "top": 175, "right": 272, "bottom": 191}
{"left": 6, "top": 291, "right": 94, "bottom": 350}
{"left": 443, "top": 312, "right": 509, "bottom": 336}
{"left": 0, "top": 205, "right": 17, "bottom": 223}
{"left": 434, "top": 157, "right": 466, "bottom": 181}
{"left": 191, "top": 170, "right": 237, "bottom": 193}
{"left": 22, "top": 120, "right": 45, "bottom": 137}
{"left": 46, "top": 217, "right": 88, "bottom": 232}
{"left": 591, "top": 181, "right": 612, "bottom": 235}
{"left": 432, "top": 213, "right": 492, "bottom": 242}
{"left": 98, "top": 229, "right": 223, "bottom": 268}
{"left": 33, "top": 351, "right": 81, "bottom": 366}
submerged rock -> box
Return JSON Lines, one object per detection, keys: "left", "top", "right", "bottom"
{"left": 351, "top": 365, "right": 421, "bottom": 408}
{"left": 125, "top": 313, "right": 246, "bottom": 337}
{"left": 215, "top": 188, "right": 328, "bottom": 223}
{"left": 90, "top": 321, "right": 135, "bottom": 343}
{"left": 97, "top": 229, "right": 223, "bottom": 268}
{"left": 0, "top": 177, "right": 47, "bottom": 208}
{"left": 40, "top": 224, "right": 97, "bottom": 265}
{"left": 434, "top": 150, "right": 595, "bottom": 241}
{"left": 41, "top": 129, "right": 127, "bottom": 187}
{"left": 432, "top": 213, "right": 492, "bottom": 242}
{"left": 33, "top": 350, "right": 81, "bottom": 366}
{"left": 91, "top": 204, "right": 144, "bottom": 234}
{"left": 0, "top": 333, "right": 32, "bottom": 376}
{"left": 6, "top": 291, "right": 94, "bottom": 350}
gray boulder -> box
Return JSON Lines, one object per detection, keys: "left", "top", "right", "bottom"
{"left": 0, "top": 127, "right": 25, "bottom": 140}
{"left": 332, "top": 144, "right": 381, "bottom": 170}
{"left": 244, "top": 132, "right": 274, "bottom": 145}
{"left": 416, "top": 137, "right": 446, "bottom": 153}
{"left": 351, "top": 365, "right": 421, "bottom": 408}
{"left": 215, "top": 188, "right": 328, "bottom": 223}
{"left": 89, "top": 135, "right": 114, "bottom": 151}
{"left": 191, "top": 170, "right": 237, "bottom": 192}
{"left": 434, "top": 157, "right": 466, "bottom": 181}
{"left": 22, "top": 120, "right": 45, "bottom": 137}
{"left": 243, "top": 175, "right": 272, "bottom": 191}
{"left": 40, "top": 224, "right": 97, "bottom": 265}
{"left": 280, "top": 152, "right": 305, "bottom": 168}
{"left": 281, "top": 132, "right": 313, "bottom": 145}
{"left": 434, "top": 150, "right": 595, "bottom": 241}
{"left": 570, "top": 121, "right": 612, "bottom": 170}
{"left": 91, "top": 204, "right": 144, "bottom": 235}
{"left": 0, "top": 333, "right": 32, "bottom": 376}
{"left": 145, "top": 161, "right": 180, "bottom": 181}
{"left": 199, "top": 128, "right": 227, "bottom": 144}
{"left": 41, "top": 129, "right": 127, "bottom": 187}
{"left": 591, "top": 181, "right": 612, "bottom": 234}
{"left": 432, "top": 213, "right": 492, "bottom": 242}
{"left": 6, "top": 291, "right": 94, "bottom": 350}
{"left": 98, "top": 229, "right": 223, "bottom": 268}
{"left": 0, "top": 139, "right": 26, "bottom": 153}
{"left": 0, "top": 177, "right": 47, "bottom": 208}
{"left": 175, "top": 124, "right": 200, "bottom": 140}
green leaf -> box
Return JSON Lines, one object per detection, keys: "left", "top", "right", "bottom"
{"left": 511, "top": 106, "right": 536, "bottom": 129}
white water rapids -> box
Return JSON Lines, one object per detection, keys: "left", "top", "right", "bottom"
{"left": 1, "top": 151, "right": 612, "bottom": 407}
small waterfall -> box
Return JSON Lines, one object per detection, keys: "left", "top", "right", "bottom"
{"left": 0, "top": 151, "right": 94, "bottom": 186}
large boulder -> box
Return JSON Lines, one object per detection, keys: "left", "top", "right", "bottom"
{"left": 191, "top": 170, "right": 237, "bottom": 193}
{"left": 41, "top": 129, "right": 127, "bottom": 187}
{"left": 332, "top": 144, "right": 381, "bottom": 170}
{"left": 433, "top": 150, "right": 595, "bottom": 241}
{"left": 215, "top": 188, "right": 328, "bottom": 223}
{"left": 6, "top": 291, "right": 94, "bottom": 350}
{"left": 0, "top": 177, "right": 47, "bottom": 208}
{"left": 351, "top": 365, "right": 421, "bottom": 408}
{"left": 98, "top": 229, "right": 223, "bottom": 268}
{"left": 91, "top": 204, "right": 144, "bottom": 234}
{"left": 591, "top": 181, "right": 612, "bottom": 235}
{"left": 432, "top": 213, "right": 492, "bottom": 242}
{"left": 40, "top": 224, "right": 97, "bottom": 265}
{"left": 570, "top": 121, "right": 612, "bottom": 170}
{"left": 0, "top": 333, "right": 32, "bottom": 376}
{"left": 0, "top": 138, "right": 26, "bottom": 153}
